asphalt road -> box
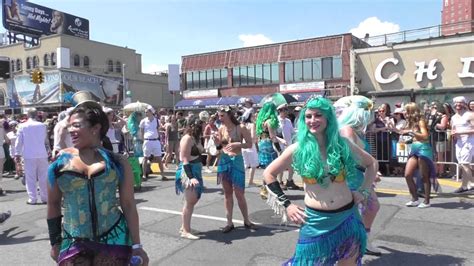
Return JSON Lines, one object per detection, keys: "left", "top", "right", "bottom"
{"left": 0, "top": 168, "right": 473, "bottom": 266}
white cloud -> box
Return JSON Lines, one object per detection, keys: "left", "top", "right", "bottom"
{"left": 142, "top": 63, "right": 168, "bottom": 74}
{"left": 238, "top": 34, "right": 273, "bottom": 47}
{"left": 349, "top": 17, "right": 400, "bottom": 39}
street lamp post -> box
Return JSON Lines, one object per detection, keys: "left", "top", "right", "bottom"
{"left": 122, "top": 63, "right": 126, "bottom": 106}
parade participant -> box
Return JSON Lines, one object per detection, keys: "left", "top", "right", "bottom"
{"left": 256, "top": 102, "right": 282, "bottom": 170}
{"left": 276, "top": 103, "right": 300, "bottom": 190}
{"left": 203, "top": 114, "right": 218, "bottom": 173}
{"left": 241, "top": 110, "right": 259, "bottom": 186}
{"left": 215, "top": 105, "right": 255, "bottom": 233}
{"left": 451, "top": 96, "right": 474, "bottom": 193}
{"left": 175, "top": 118, "right": 205, "bottom": 240}
{"left": 140, "top": 106, "right": 167, "bottom": 181}
{"left": 163, "top": 115, "right": 180, "bottom": 169}
{"left": 14, "top": 108, "right": 50, "bottom": 204}
{"left": 336, "top": 95, "right": 382, "bottom": 256}
{"left": 47, "top": 100, "right": 149, "bottom": 265}
{"left": 52, "top": 108, "right": 74, "bottom": 159}
{"left": 6, "top": 120, "right": 22, "bottom": 180}
{"left": 104, "top": 107, "right": 126, "bottom": 153}
{"left": 401, "top": 102, "right": 439, "bottom": 208}
{"left": 264, "top": 96, "right": 377, "bottom": 265}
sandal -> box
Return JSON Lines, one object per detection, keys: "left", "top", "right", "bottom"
{"left": 221, "top": 224, "right": 235, "bottom": 233}
{"left": 244, "top": 222, "right": 257, "bottom": 230}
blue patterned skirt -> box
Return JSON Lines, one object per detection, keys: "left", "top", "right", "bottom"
{"left": 409, "top": 142, "right": 440, "bottom": 192}
{"left": 175, "top": 161, "right": 204, "bottom": 199}
{"left": 284, "top": 202, "right": 366, "bottom": 266}
{"left": 258, "top": 139, "right": 277, "bottom": 169}
{"left": 217, "top": 153, "right": 246, "bottom": 190}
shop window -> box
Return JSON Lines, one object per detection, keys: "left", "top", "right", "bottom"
{"left": 221, "top": 69, "right": 228, "bottom": 87}
{"left": 255, "top": 64, "right": 263, "bottom": 85}
{"left": 10, "top": 60, "right": 15, "bottom": 72}
{"left": 232, "top": 67, "right": 240, "bottom": 87}
{"left": 33, "top": 56, "right": 39, "bottom": 68}
{"left": 271, "top": 63, "right": 279, "bottom": 83}
{"left": 303, "top": 59, "right": 312, "bottom": 81}
{"left": 186, "top": 72, "right": 193, "bottom": 90}
{"left": 333, "top": 56, "right": 342, "bottom": 79}
{"left": 322, "top": 57, "right": 333, "bottom": 79}
{"left": 294, "top": 61, "right": 303, "bottom": 82}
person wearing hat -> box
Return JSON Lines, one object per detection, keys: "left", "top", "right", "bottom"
{"left": 140, "top": 106, "right": 167, "bottom": 181}
{"left": 14, "top": 108, "right": 50, "bottom": 204}
{"left": 276, "top": 103, "right": 299, "bottom": 190}
{"left": 451, "top": 96, "right": 474, "bottom": 193}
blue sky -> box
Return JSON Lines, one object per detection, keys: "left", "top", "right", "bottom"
{"left": 31, "top": 0, "right": 442, "bottom": 73}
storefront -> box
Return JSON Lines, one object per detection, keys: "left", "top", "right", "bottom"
{"left": 352, "top": 34, "right": 474, "bottom": 106}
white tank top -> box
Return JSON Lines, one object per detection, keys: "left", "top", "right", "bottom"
{"left": 451, "top": 111, "right": 474, "bottom": 146}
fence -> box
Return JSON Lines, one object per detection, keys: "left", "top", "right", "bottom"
{"left": 366, "top": 129, "right": 473, "bottom": 182}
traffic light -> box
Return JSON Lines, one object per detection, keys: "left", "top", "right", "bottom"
{"left": 37, "top": 71, "right": 44, "bottom": 83}
{"left": 30, "top": 69, "right": 44, "bottom": 84}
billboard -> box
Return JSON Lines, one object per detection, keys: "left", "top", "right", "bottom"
{"left": 2, "top": 0, "right": 89, "bottom": 39}
{"left": 6, "top": 70, "right": 124, "bottom": 107}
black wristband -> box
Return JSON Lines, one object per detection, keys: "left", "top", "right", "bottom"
{"left": 47, "top": 215, "right": 63, "bottom": 246}
{"left": 183, "top": 164, "right": 195, "bottom": 179}
{"left": 267, "top": 181, "right": 291, "bottom": 208}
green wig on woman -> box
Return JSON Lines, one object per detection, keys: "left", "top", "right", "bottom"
{"left": 256, "top": 102, "right": 279, "bottom": 136}
{"left": 292, "top": 97, "right": 357, "bottom": 187}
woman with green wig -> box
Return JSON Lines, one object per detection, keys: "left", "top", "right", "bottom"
{"left": 263, "top": 96, "right": 377, "bottom": 265}
{"left": 255, "top": 102, "right": 282, "bottom": 169}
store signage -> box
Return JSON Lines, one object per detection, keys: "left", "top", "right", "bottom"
{"left": 183, "top": 89, "right": 218, "bottom": 99}
{"left": 375, "top": 57, "right": 474, "bottom": 84}
{"left": 280, "top": 81, "right": 325, "bottom": 93}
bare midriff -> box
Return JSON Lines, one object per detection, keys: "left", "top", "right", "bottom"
{"left": 304, "top": 182, "right": 353, "bottom": 211}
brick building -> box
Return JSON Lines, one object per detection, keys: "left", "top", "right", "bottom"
{"left": 177, "top": 34, "right": 369, "bottom": 110}
{"left": 441, "top": 0, "right": 474, "bottom": 35}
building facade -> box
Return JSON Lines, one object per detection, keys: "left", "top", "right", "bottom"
{"left": 352, "top": 33, "right": 474, "bottom": 105}
{"left": 0, "top": 34, "right": 174, "bottom": 112}
{"left": 441, "top": 0, "right": 474, "bottom": 35}
{"left": 178, "top": 34, "right": 369, "bottom": 110}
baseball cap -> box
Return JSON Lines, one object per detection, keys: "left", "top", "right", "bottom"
{"left": 145, "top": 105, "right": 155, "bottom": 113}
{"left": 393, "top": 107, "right": 404, "bottom": 114}
{"left": 295, "top": 106, "right": 302, "bottom": 112}
{"left": 453, "top": 96, "right": 467, "bottom": 104}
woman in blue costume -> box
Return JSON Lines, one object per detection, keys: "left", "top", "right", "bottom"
{"left": 255, "top": 102, "right": 282, "bottom": 169}
{"left": 401, "top": 102, "right": 440, "bottom": 208}
{"left": 335, "top": 96, "right": 382, "bottom": 256}
{"left": 215, "top": 106, "right": 256, "bottom": 233}
{"left": 47, "top": 100, "right": 149, "bottom": 265}
{"left": 175, "top": 118, "right": 205, "bottom": 240}
{"left": 263, "top": 97, "right": 377, "bottom": 266}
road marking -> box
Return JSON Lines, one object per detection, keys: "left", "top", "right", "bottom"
{"left": 139, "top": 206, "right": 299, "bottom": 232}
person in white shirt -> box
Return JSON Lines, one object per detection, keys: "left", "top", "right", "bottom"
{"left": 14, "top": 108, "right": 50, "bottom": 204}
{"left": 52, "top": 108, "right": 73, "bottom": 158}
{"left": 140, "top": 106, "right": 167, "bottom": 181}
{"left": 276, "top": 104, "right": 300, "bottom": 190}
{"left": 6, "top": 120, "right": 22, "bottom": 180}
{"left": 450, "top": 96, "right": 474, "bottom": 193}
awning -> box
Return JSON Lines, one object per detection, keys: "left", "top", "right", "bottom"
{"left": 175, "top": 97, "right": 220, "bottom": 110}
{"left": 287, "top": 91, "right": 326, "bottom": 105}
{"left": 218, "top": 95, "right": 265, "bottom": 106}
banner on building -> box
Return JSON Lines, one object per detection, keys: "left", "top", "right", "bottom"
{"left": 2, "top": 0, "right": 89, "bottom": 39}
{"left": 279, "top": 81, "right": 325, "bottom": 93}
{"left": 7, "top": 70, "right": 124, "bottom": 107}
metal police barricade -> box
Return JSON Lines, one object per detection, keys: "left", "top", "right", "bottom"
{"left": 366, "top": 130, "right": 391, "bottom": 175}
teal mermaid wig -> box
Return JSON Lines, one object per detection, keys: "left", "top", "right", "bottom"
{"left": 335, "top": 95, "right": 374, "bottom": 134}
{"left": 127, "top": 111, "right": 140, "bottom": 137}
{"left": 293, "top": 97, "right": 356, "bottom": 186}
{"left": 256, "top": 102, "right": 279, "bottom": 136}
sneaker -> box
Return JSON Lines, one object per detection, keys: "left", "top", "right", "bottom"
{"left": 204, "top": 168, "right": 213, "bottom": 174}
{"left": 180, "top": 232, "right": 200, "bottom": 240}
{"left": 417, "top": 202, "right": 430, "bottom": 208}
{"left": 285, "top": 180, "right": 301, "bottom": 190}
{"left": 280, "top": 181, "right": 287, "bottom": 191}
{"left": 453, "top": 187, "right": 469, "bottom": 194}
{"left": 405, "top": 200, "right": 419, "bottom": 207}
{"left": 26, "top": 199, "right": 37, "bottom": 205}
{"left": 0, "top": 211, "right": 11, "bottom": 224}
{"left": 14, "top": 175, "right": 19, "bottom": 180}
